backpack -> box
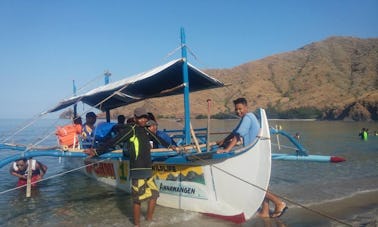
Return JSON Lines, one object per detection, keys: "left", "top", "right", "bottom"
{"left": 94, "top": 122, "right": 117, "bottom": 142}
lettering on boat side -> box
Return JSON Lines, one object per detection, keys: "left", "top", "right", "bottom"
{"left": 84, "top": 161, "right": 116, "bottom": 179}
{"left": 159, "top": 183, "right": 195, "bottom": 194}
{"left": 156, "top": 180, "right": 208, "bottom": 199}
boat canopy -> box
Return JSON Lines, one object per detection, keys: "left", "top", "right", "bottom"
{"left": 47, "top": 58, "right": 224, "bottom": 113}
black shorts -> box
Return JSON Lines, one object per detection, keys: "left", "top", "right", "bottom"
{"left": 131, "top": 178, "right": 159, "bottom": 203}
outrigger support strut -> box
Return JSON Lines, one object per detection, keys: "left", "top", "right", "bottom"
{"left": 270, "top": 127, "right": 308, "bottom": 156}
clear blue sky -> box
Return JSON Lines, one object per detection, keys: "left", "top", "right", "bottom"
{"left": 0, "top": 0, "right": 377, "bottom": 118}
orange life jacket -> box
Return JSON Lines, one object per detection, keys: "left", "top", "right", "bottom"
{"left": 56, "top": 124, "right": 82, "bottom": 148}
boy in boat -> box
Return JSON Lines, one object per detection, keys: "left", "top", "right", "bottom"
{"left": 111, "top": 114, "right": 126, "bottom": 136}
{"left": 216, "top": 97, "right": 260, "bottom": 153}
{"left": 146, "top": 120, "right": 177, "bottom": 149}
{"left": 216, "top": 97, "right": 288, "bottom": 218}
{"left": 10, "top": 158, "right": 47, "bottom": 187}
{"left": 84, "top": 107, "right": 171, "bottom": 227}
{"left": 81, "top": 112, "right": 97, "bottom": 148}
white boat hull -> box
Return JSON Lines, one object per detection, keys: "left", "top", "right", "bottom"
{"left": 65, "top": 109, "right": 271, "bottom": 223}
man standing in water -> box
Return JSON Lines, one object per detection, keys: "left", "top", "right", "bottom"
{"left": 10, "top": 158, "right": 48, "bottom": 187}
{"left": 84, "top": 107, "right": 160, "bottom": 227}
{"left": 359, "top": 128, "right": 368, "bottom": 141}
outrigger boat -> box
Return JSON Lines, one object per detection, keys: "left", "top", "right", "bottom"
{"left": 0, "top": 28, "right": 344, "bottom": 223}
{"left": 0, "top": 28, "right": 271, "bottom": 223}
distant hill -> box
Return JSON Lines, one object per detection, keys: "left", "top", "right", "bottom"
{"left": 108, "top": 36, "right": 378, "bottom": 121}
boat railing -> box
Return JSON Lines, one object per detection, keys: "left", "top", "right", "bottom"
{"left": 163, "top": 127, "right": 208, "bottom": 146}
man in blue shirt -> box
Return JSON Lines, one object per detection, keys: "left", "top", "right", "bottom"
{"left": 216, "top": 97, "right": 260, "bottom": 153}
{"left": 216, "top": 97, "right": 288, "bottom": 218}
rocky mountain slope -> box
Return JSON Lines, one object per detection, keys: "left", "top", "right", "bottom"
{"left": 109, "top": 36, "right": 378, "bottom": 121}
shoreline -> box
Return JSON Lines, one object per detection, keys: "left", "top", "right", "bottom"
{"left": 245, "top": 190, "right": 378, "bottom": 227}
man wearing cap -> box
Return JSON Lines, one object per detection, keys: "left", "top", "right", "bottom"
{"left": 84, "top": 107, "right": 167, "bottom": 227}
{"left": 146, "top": 120, "right": 177, "bottom": 149}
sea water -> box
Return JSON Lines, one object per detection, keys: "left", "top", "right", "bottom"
{"left": 0, "top": 119, "right": 377, "bottom": 227}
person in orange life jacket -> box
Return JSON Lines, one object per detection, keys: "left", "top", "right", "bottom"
{"left": 84, "top": 107, "right": 172, "bottom": 227}
{"left": 81, "top": 112, "right": 97, "bottom": 148}
{"left": 10, "top": 158, "right": 47, "bottom": 187}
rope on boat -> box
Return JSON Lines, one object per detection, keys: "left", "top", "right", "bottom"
{"left": 163, "top": 45, "right": 182, "bottom": 60}
{"left": 1, "top": 117, "right": 63, "bottom": 154}
{"left": 0, "top": 145, "right": 352, "bottom": 226}
{"left": 212, "top": 165, "right": 352, "bottom": 226}
{"left": 163, "top": 44, "right": 198, "bottom": 62}
{"left": 0, "top": 71, "right": 105, "bottom": 145}
{"left": 28, "top": 117, "right": 64, "bottom": 149}
{"left": 75, "top": 73, "right": 104, "bottom": 94}
{"left": 0, "top": 112, "right": 47, "bottom": 143}
{"left": 187, "top": 147, "right": 353, "bottom": 226}
{"left": 1, "top": 77, "right": 132, "bottom": 152}
{"left": 0, "top": 158, "right": 109, "bottom": 196}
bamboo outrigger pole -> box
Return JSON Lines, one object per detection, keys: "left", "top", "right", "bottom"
{"left": 276, "top": 124, "right": 281, "bottom": 150}
{"left": 26, "top": 159, "right": 32, "bottom": 197}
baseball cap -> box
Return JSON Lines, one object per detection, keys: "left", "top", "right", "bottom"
{"left": 134, "top": 107, "right": 148, "bottom": 118}
{"left": 146, "top": 120, "right": 158, "bottom": 127}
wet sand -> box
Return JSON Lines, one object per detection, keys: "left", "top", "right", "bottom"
{"left": 244, "top": 190, "right": 378, "bottom": 227}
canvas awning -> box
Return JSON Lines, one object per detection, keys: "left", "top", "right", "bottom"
{"left": 47, "top": 58, "right": 224, "bottom": 113}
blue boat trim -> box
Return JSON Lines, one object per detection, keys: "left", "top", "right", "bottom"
{"left": 270, "top": 127, "right": 308, "bottom": 155}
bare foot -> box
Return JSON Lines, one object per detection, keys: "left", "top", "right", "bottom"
{"left": 275, "top": 202, "right": 286, "bottom": 213}
{"left": 257, "top": 212, "right": 270, "bottom": 218}
{"left": 271, "top": 202, "right": 288, "bottom": 218}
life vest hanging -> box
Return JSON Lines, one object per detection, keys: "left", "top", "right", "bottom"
{"left": 56, "top": 124, "right": 82, "bottom": 148}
